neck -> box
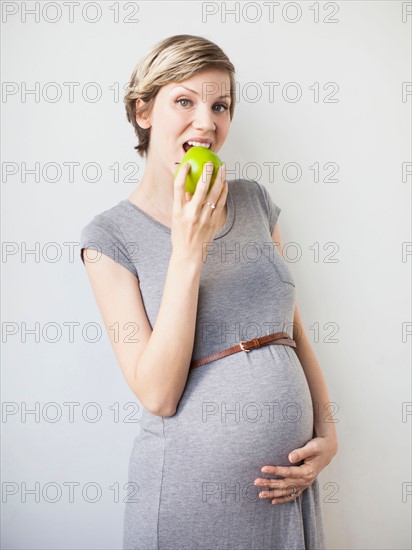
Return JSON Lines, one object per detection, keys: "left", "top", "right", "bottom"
{"left": 138, "top": 152, "right": 175, "bottom": 212}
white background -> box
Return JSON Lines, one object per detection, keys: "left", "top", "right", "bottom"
{"left": 2, "top": 1, "right": 411, "bottom": 548}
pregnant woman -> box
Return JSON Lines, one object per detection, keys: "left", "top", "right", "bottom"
{"left": 79, "top": 34, "right": 338, "bottom": 550}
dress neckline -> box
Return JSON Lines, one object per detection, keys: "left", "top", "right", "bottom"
{"left": 122, "top": 181, "right": 235, "bottom": 240}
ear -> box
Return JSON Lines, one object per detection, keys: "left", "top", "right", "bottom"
{"left": 135, "top": 98, "right": 151, "bottom": 129}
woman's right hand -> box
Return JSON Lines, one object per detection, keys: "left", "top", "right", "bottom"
{"left": 171, "top": 161, "right": 228, "bottom": 264}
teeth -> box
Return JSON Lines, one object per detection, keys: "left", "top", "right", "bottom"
{"left": 187, "top": 141, "right": 211, "bottom": 148}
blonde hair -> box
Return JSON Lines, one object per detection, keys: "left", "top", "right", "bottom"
{"left": 123, "top": 34, "right": 236, "bottom": 157}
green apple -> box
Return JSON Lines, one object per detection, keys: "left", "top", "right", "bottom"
{"left": 175, "top": 146, "right": 223, "bottom": 194}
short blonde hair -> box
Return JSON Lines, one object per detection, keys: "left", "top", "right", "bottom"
{"left": 123, "top": 34, "right": 236, "bottom": 157}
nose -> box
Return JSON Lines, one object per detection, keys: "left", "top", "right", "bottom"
{"left": 192, "top": 103, "right": 216, "bottom": 132}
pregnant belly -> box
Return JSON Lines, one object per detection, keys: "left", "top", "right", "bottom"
{"left": 127, "top": 347, "right": 315, "bottom": 548}
{"left": 163, "top": 345, "right": 314, "bottom": 478}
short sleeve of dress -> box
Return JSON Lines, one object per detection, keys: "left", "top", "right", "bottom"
{"left": 252, "top": 181, "right": 281, "bottom": 235}
{"left": 79, "top": 216, "right": 138, "bottom": 278}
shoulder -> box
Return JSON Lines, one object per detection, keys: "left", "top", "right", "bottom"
{"left": 228, "top": 179, "right": 276, "bottom": 204}
{"left": 79, "top": 201, "right": 138, "bottom": 278}
{"left": 80, "top": 201, "right": 127, "bottom": 239}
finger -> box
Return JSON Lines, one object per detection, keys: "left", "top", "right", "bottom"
{"left": 254, "top": 477, "right": 307, "bottom": 496}
{"left": 271, "top": 484, "right": 304, "bottom": 504}
{"left": 288, "top": 442, "right": 317, "bottom": 463}
{"left": 259, "top": 485, "right": 304, "bottom": 501}
{"left": 270, "top": 491, "right": 302, "bottom": 504}
{"left": 192, "top": 161, "right": 215, "bottom": 207}
{"left": 174, "top": 162, "right": 191, "bottom": 207}
{"left": 203, "top": 166, "right": 227, "bottom": 213}
{"left": 256, "top": 480, "right": 301, "bottom": 491}
{"left": 205, "top": 163, "right": 226, "bottom": 202}
{"left": 254, "top": 478, "right": 285, "bottom": 489}
{"left": 289, "top": 450, "right": 301, "bottom": 463}
{"left": 214, "top": 172, "right": 228, "bottom": 210}
{"left": 259, "top": 487, "right": 303, "bottom": 502}
{"left": 260, "top": 465, "right": 307, "bottom": 479}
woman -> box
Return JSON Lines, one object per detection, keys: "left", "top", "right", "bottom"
{"left": 79, "top": 34, "right": 338, "bottom": 550}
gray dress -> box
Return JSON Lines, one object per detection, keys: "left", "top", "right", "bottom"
{"left": 79, "top": 179, "right": 325, "bottom": 550}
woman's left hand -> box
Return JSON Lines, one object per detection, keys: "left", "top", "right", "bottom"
{"left": 253, "top": 435, "right": 338, "bottom": 505}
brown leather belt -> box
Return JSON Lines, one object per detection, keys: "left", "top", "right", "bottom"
{"left": 190, "top": 331, "right": 297, "bottom": 370}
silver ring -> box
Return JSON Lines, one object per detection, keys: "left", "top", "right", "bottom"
{"left": 204, "top": 201, "right": 216, "bottom": 210}
{"left": 290, "top": 486, "right": 298, "bottom": 498}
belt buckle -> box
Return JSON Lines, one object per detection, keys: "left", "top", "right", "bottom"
{"left": 239, "top": 340, "right": 251, "bottom": 352}
{"left": 239, "top": 338, "right": 261, "bottom": 352}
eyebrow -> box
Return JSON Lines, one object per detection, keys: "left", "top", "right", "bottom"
{"left": 173, "top": 85, "right": 231, "bottom": 100}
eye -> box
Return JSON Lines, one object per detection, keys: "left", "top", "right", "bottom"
{"left": 176, "top": 98, "right": 229, "bottom": 112}
{"left": 213, "top": 103, "right": 229, "bottom": 113}
{"left": 176, "top": 98, "right": 192, "bottom": 107}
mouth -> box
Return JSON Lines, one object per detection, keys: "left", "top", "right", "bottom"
{"left": 182, "top": 140, "right": 213, "bottom": 154}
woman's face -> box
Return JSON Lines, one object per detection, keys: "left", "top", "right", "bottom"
{"left": 143, "top": 68, "right": 232, "bottom": 176}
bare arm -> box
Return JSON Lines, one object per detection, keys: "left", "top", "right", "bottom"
{"left": 82, "top": 249, "right": 202, "bottom": 417}
{"left": 82, "top": 162, "right": 228, "bottom": 417}
{"left": 291, "top": 303, "right": 338, "bottom": 448}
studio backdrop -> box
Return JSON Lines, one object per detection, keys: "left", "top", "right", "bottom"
{"left": 2, "top": 1, "right": 411, "bottom": 549}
